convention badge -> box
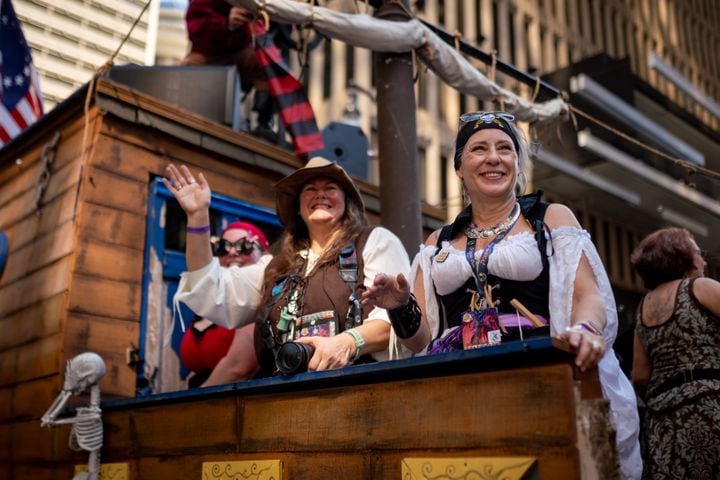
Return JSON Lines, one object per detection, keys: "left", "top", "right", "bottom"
{"left": 435, "top": 250, "right": 450, "bottom": 263}
{"left": 296, "top": 310, "right": 338, "bottom": 338}
{"left": 462, "top": 307, "right": 502, "bottom": 349}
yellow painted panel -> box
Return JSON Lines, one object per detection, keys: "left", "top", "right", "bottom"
{"left": 401, "top": 456, "right": 537, "bottom": 480}
{"left": 202, "top": 460, "right": 283, "bottom": 480}
{"left": 74, "top": 462, "right": 130, "bottom": 480}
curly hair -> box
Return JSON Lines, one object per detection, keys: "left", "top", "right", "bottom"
{"left": 630, "top": 227, "right": 698, "bottom": 289}
{"left": 259, "top": 187, "right": 368, "bottom": 306}
{"left": 453, "top": 118, "right": 529, "bottom": 197}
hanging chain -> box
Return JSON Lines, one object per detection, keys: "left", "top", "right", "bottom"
{"left": 35, "top": 130, "right": 62, "bottom": 214}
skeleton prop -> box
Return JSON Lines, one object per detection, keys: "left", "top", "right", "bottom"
{"left": 41, "top": 352, "right": 106, "bottom": 480}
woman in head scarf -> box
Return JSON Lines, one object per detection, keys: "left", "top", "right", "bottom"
{"left": 362, "top": 111, "right": 642, "bottom": 479}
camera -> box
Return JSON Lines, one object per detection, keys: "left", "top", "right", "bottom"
{"left": 275, "top": 341, "right": 315, "bottom": 374}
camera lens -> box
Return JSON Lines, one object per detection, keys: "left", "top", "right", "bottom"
{"left": 275, "top": 341, "right": 315, "bottom": 374}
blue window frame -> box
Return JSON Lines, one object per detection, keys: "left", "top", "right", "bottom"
{"left": 138, "top": 178, "right": 281, "bottom": 395}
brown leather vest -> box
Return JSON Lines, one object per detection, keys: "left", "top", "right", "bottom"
{"left": 254, "top": 227, "right": 374, "bottom": 374}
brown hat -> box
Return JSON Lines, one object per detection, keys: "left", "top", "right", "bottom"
{"left": 275, "top": 157, "right": 364, "bottom": 226}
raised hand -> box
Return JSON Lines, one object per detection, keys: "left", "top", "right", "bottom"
{"left": 228, "top": 6, "right": 253, "bottom": 31}
{"left": 361, "top": 273, "right": 411, "bottom": 310}
{"left": 163, "top": 164, "right": 211, "bottom": 218}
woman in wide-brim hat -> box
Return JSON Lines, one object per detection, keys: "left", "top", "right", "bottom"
{"left": 167, "top": 157, "right": 410, "bottom": 375}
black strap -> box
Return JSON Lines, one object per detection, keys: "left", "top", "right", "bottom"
{"left": 518, "top": 190, "right": 552, "bottom": 270}
{"left": 339, "top": 243, "right": 363, "bottom": 331}
{"left": 649, "top": 368, "right": 720, "bottom": 397}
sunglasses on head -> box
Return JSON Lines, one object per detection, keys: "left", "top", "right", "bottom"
{"left": 212, "top": 238, "right": 260, "bottom": 256}
{"left": 459, "top": 111, "right": 515, "bottom": 125}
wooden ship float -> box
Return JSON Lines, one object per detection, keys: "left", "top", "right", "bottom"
{"left": 0, "top": 74, "right": 619, "bottom": 479}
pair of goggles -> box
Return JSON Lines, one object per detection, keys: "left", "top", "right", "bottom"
{"left": 459, "top": 111, "right": 515, "bottom": 125}
{"left": 212, "top": 238, "right": 260, "bottom": 256}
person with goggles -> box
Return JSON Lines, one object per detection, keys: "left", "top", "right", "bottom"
{"left": 179, "top": 221, "right": 270, "bottom": 387}
{"left": 362, "top": 111, "right": 642, "bottom": 479}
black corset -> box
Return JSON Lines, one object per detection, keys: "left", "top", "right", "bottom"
{"left": 437, "top": 264, "right": 550, "bottom": 330}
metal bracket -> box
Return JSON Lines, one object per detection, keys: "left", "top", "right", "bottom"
{"left": 35, "top": 130, "right": 63, "bottom": 214}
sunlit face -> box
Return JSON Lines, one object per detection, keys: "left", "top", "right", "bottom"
{"left": 456, "top": 128, "right": 519, "bottom": 199}
{"left": 219, "top": 228, "right": 264, "bottom": 268}
{"left": 688, "top": 239, "right": 706, "bottom": 277}
{"left": 298, "top": 177, "right": 346, "bottom": 230}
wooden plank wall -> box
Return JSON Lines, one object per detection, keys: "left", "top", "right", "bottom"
{"left": 65, "top": 113, "right": 294, "bottom": 402}
{"left": 0, "top": 105, "right": 301, "bottom": 478}
{"left": 0, "top": 112, "right": 95, "bottom": 479}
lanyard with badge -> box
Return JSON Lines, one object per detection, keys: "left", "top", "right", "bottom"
{"left": 460, "top": 212, "right": 520, "bottom": 349}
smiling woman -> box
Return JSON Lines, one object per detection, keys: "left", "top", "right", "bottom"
{"left": 168, "top": 157, "right": 410, "bottom": 377}
{"left": 362, "top": 111, "right": 643, "bottom": 479}
{"left": 298, "top": 178, "right": 347, "bottom": 235}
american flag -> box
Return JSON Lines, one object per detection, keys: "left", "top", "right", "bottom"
{"left": 249, "top": 21, "right": 323, "bottom": 157}
{"left": 0, "top": 0, "right": 44, "bottom": 148}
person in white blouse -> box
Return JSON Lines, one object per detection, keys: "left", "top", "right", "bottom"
{"left": 165, "top": 157, "right": 410, "bottom": 375}
{"left": 362, "top": 111, "right": 642, "bottom": 479}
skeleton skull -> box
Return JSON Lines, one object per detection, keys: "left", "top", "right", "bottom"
{"left": 63, "top": 352, "right": 106, "bottom": 395}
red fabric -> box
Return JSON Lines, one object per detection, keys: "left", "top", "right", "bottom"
{"left": 224, "top": 221, "right": 269, "bottom": 250}
{"left": 185, "top": 0, "right": 251, "bottom": 54}
{"left": 179, "top": 322, "right": 235, "bottom": 373}
{"left": 249, "top": 21, "right": 324, "bottom": 156}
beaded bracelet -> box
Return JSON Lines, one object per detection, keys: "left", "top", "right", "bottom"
{"left": 187, "top": 224, "right": 211, "bottom": 234}
{"left": 388, "top": 293, "right": 422, "bottom": 339}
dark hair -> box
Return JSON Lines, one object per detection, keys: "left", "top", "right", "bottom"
{"left": 630, "top": 227, "right": 697, "bottom": 289}
{"left": 260, "top": 184, "right": 368, "bottom": 306}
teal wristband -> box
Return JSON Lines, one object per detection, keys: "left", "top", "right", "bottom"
{"left": 343, "top": 328, "right": 365, "bottom": 362}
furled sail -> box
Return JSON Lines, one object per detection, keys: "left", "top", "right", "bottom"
{"left": 228, "top": 0, "right": 568, "bottom": 123}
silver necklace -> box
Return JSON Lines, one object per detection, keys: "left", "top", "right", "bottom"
{"left": 465, "top": 202, "right": 521, "bottom": 239}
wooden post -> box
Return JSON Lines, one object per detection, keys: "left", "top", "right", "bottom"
{"left": 374, "top": 1, "right": 423, "bottom": 255}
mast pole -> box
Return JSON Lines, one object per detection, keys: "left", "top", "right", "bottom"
{"left": 374, "top": 1, "right": 423, "bottom": 255}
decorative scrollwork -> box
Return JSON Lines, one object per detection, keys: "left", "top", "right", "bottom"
{"left": 202, "top": 460, "right": 282, "bottom": 480}
{"left": 402, "top": 457, "right": 537, "bottom": 480}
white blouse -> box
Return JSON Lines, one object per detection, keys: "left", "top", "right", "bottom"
{"left": 173, "top": 226, "right": 411, "bottom": 330}
{"left": 430, "top": 232, "right": 543, "bottom": 296}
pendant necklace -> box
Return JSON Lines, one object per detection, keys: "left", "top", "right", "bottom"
{"left": 465, "top": 202, "right": 521, "bottom": 239}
